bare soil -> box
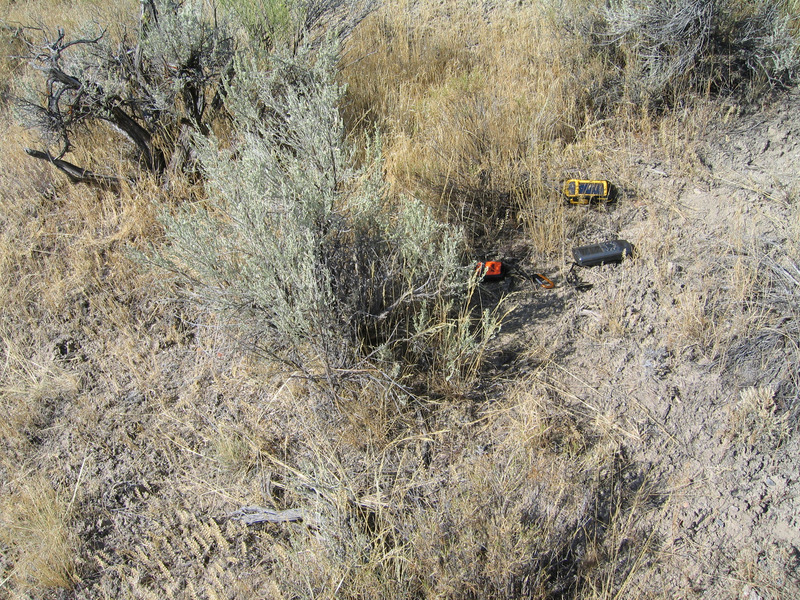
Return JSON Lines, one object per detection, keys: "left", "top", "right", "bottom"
{"left": 489, "top": 89, "right": 800, "bottom": 598}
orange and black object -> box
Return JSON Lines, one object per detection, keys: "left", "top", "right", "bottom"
{"left": 475, "top": 261, "right": 554, "bottom": 289}
{"left": 475, "top": 261, "right": 506, "bottom": 282}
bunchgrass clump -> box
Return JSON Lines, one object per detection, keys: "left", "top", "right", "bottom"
{"left": 0, "top": 477, "right": 80, "bottom": 591}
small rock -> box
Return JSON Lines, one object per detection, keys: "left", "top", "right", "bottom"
{"left": 744, "top": 587, "right": 763, "bottom": 600}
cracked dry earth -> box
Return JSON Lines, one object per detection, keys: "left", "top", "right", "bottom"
{"left": 491, "top": 90, "right": 800, "bottom": 599}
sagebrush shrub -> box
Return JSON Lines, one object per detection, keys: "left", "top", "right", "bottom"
{"left": 16, "top": 0, "right": 375, "bottom": 184}
{"left": 219, "top": 0, "right": 376, "bottom": 53}
{"left": 154, "top": 40, "right": 492, "bottom": 390}
{"left": 602, "top": 0, "right": 800, "bottom": 104}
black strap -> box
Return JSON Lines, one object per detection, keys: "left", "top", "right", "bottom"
{"left": 567, "top": 263, "right": 593, "bottom": 292}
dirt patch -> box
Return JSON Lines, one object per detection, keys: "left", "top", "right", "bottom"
{"left": 489, "top": 89, "right": 800, "bottom": 598}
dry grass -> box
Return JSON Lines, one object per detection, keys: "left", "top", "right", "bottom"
{"left": 0, "top": 0, "right": 798, "bottom": 598}
{"left": 235, "top": 370, "right": 660, "bottom": 600}
{"left": 0, "top": 92, "right": 179, "bottom": 597}
{"left": 340, "top": 0, "right": 718, "bottom": 258}
{"left": 726, "top": 386, "right": 789, "bottom": 447}
{"left": 342, "top": 1, "right": 608, "bottom": 244}
{"left": 0, "top": 0, "right": 138, "bottom": 33}
{"left": 0, "top": 332, "right": 80, "bottom": 457}
{"left": 0, "top": 476, "right": 81, "bottom": 591}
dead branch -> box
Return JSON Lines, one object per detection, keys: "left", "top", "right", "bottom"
{"left": 25, "top": 148, "right": 124, "bottom": 189}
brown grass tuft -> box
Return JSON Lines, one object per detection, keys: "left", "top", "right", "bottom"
{"left": 0, "top": 476, "right": 81, "bottom": 591}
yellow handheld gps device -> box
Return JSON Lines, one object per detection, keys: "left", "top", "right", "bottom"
{"left": 563, "top": 179, "right": 610, "bottom": 204}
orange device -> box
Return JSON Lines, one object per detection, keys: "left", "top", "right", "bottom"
{"left": 475, "top": 261, "right": 505, "bottom": 281}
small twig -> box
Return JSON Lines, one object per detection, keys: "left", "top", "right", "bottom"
{"left": 66, "top": 446, "right": 89, "bottom": 516}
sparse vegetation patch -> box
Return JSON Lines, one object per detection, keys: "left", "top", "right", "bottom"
{"left": 1, "top": 0, "right": 798, "bottom": 598}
